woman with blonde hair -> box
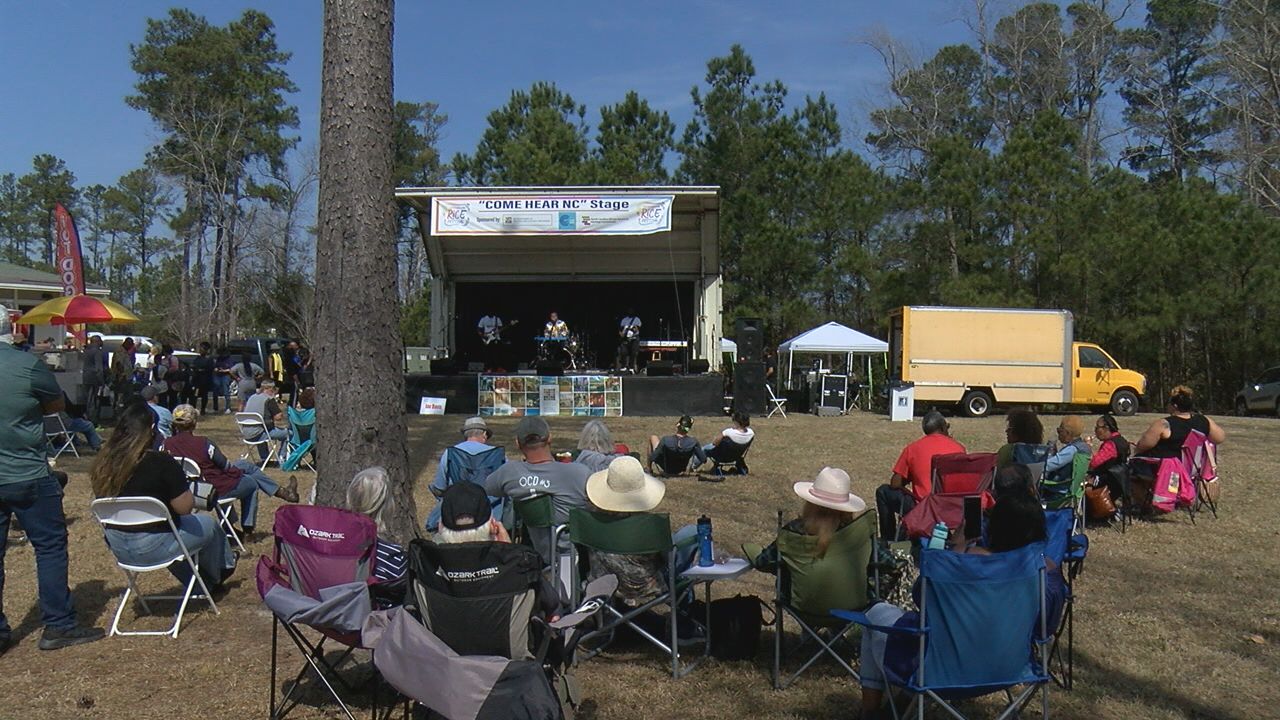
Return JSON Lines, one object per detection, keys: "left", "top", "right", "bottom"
{"left": 91, "top": 402, "right": 234, "bottom": 589}
{"left": 346, "top": 467, "right": 406, "bottom": 583}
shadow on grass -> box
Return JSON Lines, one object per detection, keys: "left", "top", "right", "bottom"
{"left": 11, "top": 578, "right": 112, "bottom": 642}
{"left": 1073, "top": 649, "right": 1247, "bottom": 720}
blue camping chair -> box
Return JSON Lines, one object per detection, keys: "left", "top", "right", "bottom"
{"left": 425, "top": 445, "right": 507, "bottom": 531}
{"left": 281, "top": 406, "right": 315, "bottom": 472}
{"left": 834, "top": 542, "right": 1052, "bottom": 720}
{"left": 1044, "top": 508, "right": 1087, "bottom": 690}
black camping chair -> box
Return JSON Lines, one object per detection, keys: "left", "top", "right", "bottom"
{"left": 706, "top": 438, "right": 752, "bottom": 477}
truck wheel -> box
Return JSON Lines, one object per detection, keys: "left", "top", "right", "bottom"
{"left": 1235, "top": 397, "right": 1249, "bottom": 416}
{"left": 1110, "top": 389, "right": 1139, "bottom": 416}
{"left": 960, "top": 390, "right": 992, "bottom": 418}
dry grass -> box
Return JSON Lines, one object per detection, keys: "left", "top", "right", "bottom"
{"left": 1, "top": 410, "right": 1277, "bottom": 719}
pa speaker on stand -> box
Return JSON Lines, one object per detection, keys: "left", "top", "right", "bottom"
{"left": 733, "top": 362, "right": 767, "bottom": 415}
{"left": 735, "top": 318, "right": 763, "bottom": 363}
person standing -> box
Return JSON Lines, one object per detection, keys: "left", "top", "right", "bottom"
{"left": 186, "top": 342, "right": 216, "bottom": 414}
{"left": 0, "top": 306, "right": 105, "bottom": 653}
{"left": 477, "top": 314, "right": 505, "bottom": 371}
{"left": 617, "top": 310, "right": 642, "bottom": 373}
{"left": 212, "top": 347, "right": 234, "bottom": 414}
{"left": 230, "top": 352, "right": 263, "bottom": 412}
{"left": 81, "top": 335, "right": 107, "bottom": 424}
{"left": 110, "top": 337, "right": 136, "bottom": 411}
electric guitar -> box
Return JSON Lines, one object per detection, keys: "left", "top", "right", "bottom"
{"left": 481, "top": 319, "right": 517, "bottom": 345}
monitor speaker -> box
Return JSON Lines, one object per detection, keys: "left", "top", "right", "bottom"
{"left": 646, "top": 360, "right": 674, "bottom": 377}
{"left": 687, "top": 358, "right": 710, "bottom": 374}
{"left": 535, "top": 360, "right": 564, "bottom": 376}
{"left": 735, "top": 317, "right": 763, "bottom": 363}
{"left": 733, "top": 362, "right": 766, "bottom": 415}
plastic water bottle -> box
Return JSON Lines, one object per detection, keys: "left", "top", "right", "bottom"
{"left": 927, "top": 522, "right": 949, "bottom": 550}
{"left": 697, "top": 515, "right": 714, "bottom": 567}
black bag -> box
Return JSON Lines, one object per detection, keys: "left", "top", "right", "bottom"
{"left": 687, "top": 594, "right": 769, "bottom": 660}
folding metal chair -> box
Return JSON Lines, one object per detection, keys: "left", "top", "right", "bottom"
{"left": 91, "top": 496, "right": 220, "bottom": 638}
{"left": 1045, "top": 509, "right": 1086, "bottom": 690}
{"left": 835, "top": 542, "right": 1052, "bottom": 720}
{"left": 770, "top": 509, "right": 875, "bottom": 689}
{"left": 44, "top": 414, "right": 79, "bottom": 460}
{"left": 235, "top": 411, "right": 281, "bottom": 470}
{"left": 172, "top": 455, "right": 245, "bottom": 554}
{"left": 767, "top": 384, "right": 788, "bottom": 418}
{"left": 568, "top": 508, "right": 705, "bottom": 678}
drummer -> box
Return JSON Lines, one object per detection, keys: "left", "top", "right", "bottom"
{"left": 544, "top": 312, "right": 569, "bottom": 339}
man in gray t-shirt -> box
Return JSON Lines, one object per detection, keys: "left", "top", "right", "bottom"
{"left": 485, "top": 416, "right": 590, "bottom": 561}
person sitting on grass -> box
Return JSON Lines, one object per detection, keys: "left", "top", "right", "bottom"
{"left": 575, "top": 419, "right": 624, "bottom": 473}
{"left": 646, "top": 415, "right": 706, "bottom": 476}
{"left": 856, "top": 485, "right": 1063, "bottom": 719}
{"left": 703, "top": 410, "right": 754, "bottom": 469}
{"left": 91, "top": 402, "right": 236, "bottom": 593}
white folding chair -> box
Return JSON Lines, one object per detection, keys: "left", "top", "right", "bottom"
{"left": 235, "top": 411, "right": 280, "bottom": 470}
{"left": 766, "top": 384, "right": 788, "bottom": 419}
{"left": 90, "top": 496, "right": 220, "bottom": 638}
{"left": 44, "top": 414, "right": 79, "bottom": 460}
{"left": 173, "top": 455, "right": 245, "bottom": 554}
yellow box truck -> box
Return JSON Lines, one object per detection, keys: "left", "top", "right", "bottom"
{"left": 888, "top": 306, "right": 1146, "bottom": 417}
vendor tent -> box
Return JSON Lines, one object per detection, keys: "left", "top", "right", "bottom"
{"left": 777, "top": 321, "right": 890, "bottom": 392}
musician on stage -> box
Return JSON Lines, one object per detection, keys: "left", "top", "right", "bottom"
{"left": 477, "top": 313, "right": 504, "bottom": 371}
{"left": 617, "top": 310, "right": 642, "bottom": 373}
{"left": 544, "top": 312, "right": 569, "bottom": 339}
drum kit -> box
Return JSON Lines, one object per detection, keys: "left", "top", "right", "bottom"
{"left": 535, "top": 334, "right": 590, "bottom": 370}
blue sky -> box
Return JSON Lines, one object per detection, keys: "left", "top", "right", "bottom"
{"left": 0, "top": 1, "right": 985, "bottom": 189}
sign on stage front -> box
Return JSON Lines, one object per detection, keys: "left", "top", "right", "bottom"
{"left": 432, "top": 194, "right": 673, "bottom": 236}
{"left": 479, "top": 375, "right": 622, "bottom": 417}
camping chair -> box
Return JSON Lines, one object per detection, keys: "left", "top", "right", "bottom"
{"left": 363, "top": 568, "right": 616, "bottom": 720}
{"left": 236, "top": 411, "right": 282, "bottom": 470}
{"left": 1041, "top": 453, "right": 1090, "bottom": 533}
{"left": 1044, "top": 509, "right": 1086, "bottom": 690}
{"left": 257, "top": 505, "right": 391, "bottom": 720}
{"left": 172, "top": 455, "right": 245, "bottom": 554}
{"left": 1184, "top": 429, "right": 1219, "bottom": 521}
{"left": 1010, "top": 443, "right": 1051, "bottom": 485}
{"left": 767, "top": 384, "right": 788, "bottom": 418}
{"left": 515, "top": 494, "right": 574, "bottom": 605}
{"left": 706, "top": 437, "right": 752, "bottom": 477}
{"left": 567, "top": 508, "right": 705, "bottom": 678}
{"left": 931, "top": 452, "right": 996, "bottom": 496}
{"left": 44, "top": 414, "right": 79, "bottom": 460}
{"left": 649, "top": 444, "right": 698, "bottom": 477}
{"left": 833, "top": 542, "right": 1052, "bottom": 720}
{"left": 91, "top": 496, "right": 220, "bottom": 638}
{"left": 426, "top": 444, "right": 507, "bottom": 531}
{"left": 768, "top": 509, "right": 875, "bottom": 689}
{"left": 282, "top": 405, "right": 316, "bottom": 473}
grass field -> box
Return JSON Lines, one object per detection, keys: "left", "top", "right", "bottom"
{"left": 1, "top": 410, "right": 1276, "bottom": 719}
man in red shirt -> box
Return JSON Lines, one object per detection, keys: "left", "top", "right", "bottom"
{"left": 876, "top": 410, "right": 965, "bottom": 539}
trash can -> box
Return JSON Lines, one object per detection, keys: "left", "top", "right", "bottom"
{"left": 889, "top": 381, "right": 915, "bottom": 422}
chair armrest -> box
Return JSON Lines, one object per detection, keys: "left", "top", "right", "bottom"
{"left": 830, "top": 609, "right": 926, "bottom": 636}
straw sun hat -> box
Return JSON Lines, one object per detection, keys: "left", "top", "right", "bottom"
{"left": 586, "top": 456, "right": 665, "bottom": 512}
{"left": 792, "top": 467, "right": 867, "bottom": 513}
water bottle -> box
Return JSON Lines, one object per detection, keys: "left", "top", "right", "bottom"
{"left": 697, "top": 515, "right": 714, "bottom": 567}
{"left": 927, "top": 521, "right": 949, "bottom": 550}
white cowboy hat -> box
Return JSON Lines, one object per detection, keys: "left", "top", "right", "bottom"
{"left": 792, "top": 467, "right": 867, "bottom": 514}
{"left": 586, "top": 456, "right": 666, "bottom": 513}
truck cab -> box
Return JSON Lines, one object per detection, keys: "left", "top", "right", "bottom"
{"left": 1070, "top": 342, "right": 1146, "bottom": 415}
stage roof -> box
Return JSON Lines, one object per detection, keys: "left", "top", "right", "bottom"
{"left": 396, "top": 186, "right": 720, "bottom": 282}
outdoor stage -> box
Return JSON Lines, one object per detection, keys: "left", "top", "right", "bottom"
{"left": 404, "top": 373, "right": 724, "bottom": 417}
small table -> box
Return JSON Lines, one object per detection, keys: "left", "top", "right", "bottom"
{"left": 676, "top": 558, "right": 752, "bottom": 675}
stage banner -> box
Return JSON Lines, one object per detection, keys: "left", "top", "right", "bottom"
{"left": 53, "top": 203, "right": 86, "bottom": 296}
{"left": 432, "top": 194, "right": 673, "bottom": 236}
{"left": 478, "top": 375, "right": 622, "bottom": 417}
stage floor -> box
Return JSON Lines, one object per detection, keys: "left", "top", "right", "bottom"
{"left": 405, "top": 372, "right": 725, "bottom": 417}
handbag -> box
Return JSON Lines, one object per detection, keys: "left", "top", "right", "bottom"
{"left": 189, "top": 480, "right": 219, "bottom": 512}
{"left": 1085, "top": 483, "right": 1115, "bottom": 519}
{"left": 686, "top": 594, "right": 770, "bottom": 660}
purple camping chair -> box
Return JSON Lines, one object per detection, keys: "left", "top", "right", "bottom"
{"left": 257, "top": 505, "right": 401, "bottom": 720}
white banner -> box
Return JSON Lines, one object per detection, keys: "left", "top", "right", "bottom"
{"left": 431, "top": 194, "right": 674, "bottom": 236}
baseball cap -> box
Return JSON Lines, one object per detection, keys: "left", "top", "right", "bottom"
{"left": 172, "top": 404, "right": 199, "bottom": 424}
{"left": 460, "top": 416, "right": 490, "bottom": 434}
{"left": 440, "top": 482, "right": 491, "bottom": 531}
{"left": 515, "top": 416, "right": 550, "bottom": 445}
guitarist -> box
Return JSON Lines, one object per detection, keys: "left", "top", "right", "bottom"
{"left": 477, "top": 313, "right": 507, "bottom": 371}
{"left": 617, "top": 309, "right": 642, "bottom": 373}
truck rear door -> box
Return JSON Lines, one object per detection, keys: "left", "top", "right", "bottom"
{"left": 1072, "top": 344, "right": 1116, "bottom": 406}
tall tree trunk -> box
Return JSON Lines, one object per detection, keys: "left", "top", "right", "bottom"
{"left": 314, "top": 0, "right": 415, "bottom": 542}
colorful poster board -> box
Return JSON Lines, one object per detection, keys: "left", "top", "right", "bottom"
{"left": 478, "top": 375, "right": 623, "bottom": 416}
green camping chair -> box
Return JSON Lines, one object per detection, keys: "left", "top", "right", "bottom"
{"left": 513, "top": 493, "right": 574, "bottom": 604}
{"left": 1042, "top": 453, "right": 1090, "bottom": 533}
{"left": 567, "top": 508, "right": 704, "bottom": 679}
{"left": 767, "top": 509, "right": 875, "bottom": 689}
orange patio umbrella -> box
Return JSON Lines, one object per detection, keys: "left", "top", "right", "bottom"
{"left": 16, "top": 294, "right": 140, "bottom": 325}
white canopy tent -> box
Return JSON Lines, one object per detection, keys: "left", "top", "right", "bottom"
{"left": 777, "top": 321, "right": 890, "bottom": 394}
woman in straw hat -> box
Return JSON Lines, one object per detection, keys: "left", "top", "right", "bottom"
{"left": 584, "top": 456, "right": 699, "bottom": 610}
